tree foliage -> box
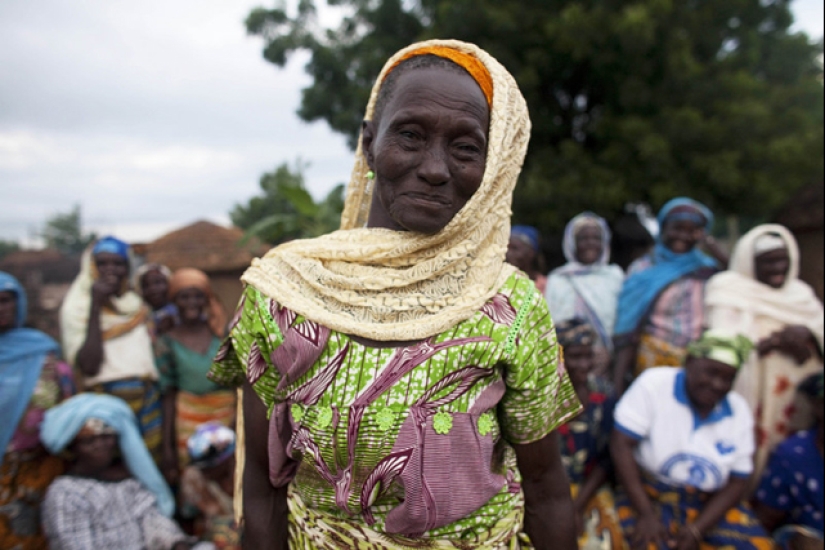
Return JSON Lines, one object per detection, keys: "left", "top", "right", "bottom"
{"left": 246, "top": 0, "right": 823, "bottom": 235}
{"left": 41, "top": 205, "right": 96, "bottom": 254}
{"left": 231, "top": 161, "right": 345, "bottom": 243}
{"left": 0, "top": 240, "right": 19, "bottom": 260}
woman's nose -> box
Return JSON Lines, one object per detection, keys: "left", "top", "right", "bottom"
{"left": 417, "top": 145, "right": 450, "bottom": 185}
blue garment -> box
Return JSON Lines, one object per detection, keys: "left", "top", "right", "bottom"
{"left": 755, "top": 430, "right": 824, "bottom": 533}
{"left": 0, "top": 271, "right": 60, "bottom": 463}
{"left": 93, "top": 235, "right": 130, "bottom": 260}
{"left": 511, "top": 225, "right": 540, "bottom": 252}
{"left": 614, "top": 198, "right": 717, "bottom": 336}
{"left": 40, "top": 393, "right": 175, "bottom": 517}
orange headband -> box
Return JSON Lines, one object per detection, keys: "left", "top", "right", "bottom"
{"left": 384, "top": 46, "right": 493, "bottom": 108}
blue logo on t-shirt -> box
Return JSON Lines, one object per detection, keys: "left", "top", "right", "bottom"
{"left": 716, "top": 441, "right": 736, "bottom": 455}
{"left": 661, "top": 454, "right": 723, "bottom": 489}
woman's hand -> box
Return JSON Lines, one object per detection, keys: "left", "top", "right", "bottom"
{"left": 759, "top": 325, "right": 815, "bottom": 364}
{"left": 669, "top": 526, "right": 701, "bottom": 550}
{"left": 91, "top": 278, "right": 119, "bottom": 306}
{"left": 631, "top": 511, "right": 668, "bottom": 549}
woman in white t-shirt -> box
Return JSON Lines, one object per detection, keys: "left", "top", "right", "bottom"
{"left": 611, "top": 330, "right": 771, "bottom": 550}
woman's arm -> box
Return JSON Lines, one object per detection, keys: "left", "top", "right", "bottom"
{"left": 610, "top": 430, "right": 666, "bottom": 549}
{"left": 612, "top": 343, "right": 637, "bottom": 396}
{"left": 161, "top": 389, "right": 180, "bottom": 485}
{"left": 242, "top": 379, "right": 288, "bottom": 550}
{"left": 513, "top": 431, "right": 578, "bottom": 550}
{"left": 75, "top": 282, "right": 109, "bottom": 377}
{"left": 672, "top": 476, "right": 749, "bottom": 550}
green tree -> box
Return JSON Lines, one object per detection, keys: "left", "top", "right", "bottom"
{"left": 41, "top": 205, "right": 96, "bottom": 254}
{"left": 231, "top": 160, "right": 345, "bottom": 243}
{"left": 0, "top": 239, "right": 19, "bottom": 260}
{"left": 245, "top": 0, "right": 823, "bottom": 235}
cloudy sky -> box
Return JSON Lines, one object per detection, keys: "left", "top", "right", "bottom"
{"left": 1, "top": 0, "right": 822, "bottom": 245}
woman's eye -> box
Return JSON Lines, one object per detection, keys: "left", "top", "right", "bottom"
{"left": 455, "top": 143, "right": 481, "bottom": 155}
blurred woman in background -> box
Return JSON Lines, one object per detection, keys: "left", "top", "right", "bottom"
{"left": 136, "top": 263, "right": 178, "bottom": 337}
{"left": 505, "top": 225, "right": 548, "bottom": 293}
{"left": 156, "top": 268, "right": 231, "bottom": 485}
{"left": 0, "top": 271, "right": 75, "bottom": 550}
{"left": 547, "top": 212, "right": 624, "bottom": 377}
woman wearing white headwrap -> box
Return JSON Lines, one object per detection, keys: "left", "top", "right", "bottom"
{"left": 209, "top": 40, "right": 580, "bottom": 549}
{"left": 546, "top": 212, "right": 624, "bottom": 376}
{"left": 705, "top": 224, "right": 824, "bottom": 485}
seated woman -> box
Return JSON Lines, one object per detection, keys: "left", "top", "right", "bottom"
{"left": 611, "top": 330, "right": 771, "bottom": 549}
{"left": 547, "top": 212, "right": 624, "bottom": 377}
{"left": 40, "top": 393, "right": 196, "bottom": 550}
{"left": 156, "top": 268, "right": 231, "bottom": 484}
{"left": 754, "top": 372, "right": 824, "bottom": 548}
{"left": 555, "top": 319, "right": 623, "bottom": 550}
{"left": 136, "top": 263, "right": 178, "bottom": 336}
{"left": 180, "top": 423, "right": 239, "bottom": 550}
{"left": 0, "top": 271, "right": 75, "bottom": 550}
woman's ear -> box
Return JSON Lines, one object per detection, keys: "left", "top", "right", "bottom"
{"left": 361, "top": 120, "right": 376, "bottom": 169}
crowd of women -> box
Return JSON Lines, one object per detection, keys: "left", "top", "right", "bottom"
{"left": 1, "top": 241, "right": 240, "bottom": 549}
{"left": 1, "top": 39, "right": 823, "bottom": 550}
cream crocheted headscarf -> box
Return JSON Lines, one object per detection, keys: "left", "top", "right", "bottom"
{"left": 243, "top": 39, "right": 531, "bottom": 341}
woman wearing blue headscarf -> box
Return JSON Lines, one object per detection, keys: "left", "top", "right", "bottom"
{"left": 60, "top": 236, "right": 162, "bottom": 462}
{"left": 612, "top": 198, "right": 727, "bottom": 394}
{"left": 0, "top": 271, "right": 75, "bottom": 550}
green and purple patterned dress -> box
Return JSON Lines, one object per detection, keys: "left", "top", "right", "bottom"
{"left": 209, "top": 272, "right": 580, "bottom": 549}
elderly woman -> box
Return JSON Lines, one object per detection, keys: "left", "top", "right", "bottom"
{"left": 209, "top": 40, "right": 580, "bottom": 549}
{"left": 754, "top": 372, "right": 824, "bottom": 548}
{"left": 60, "top": 236, "right": 162, "bottom": 461}
{"left": 136, "top": 263, "right": 179, "bottom": 336}
{"left": 705, "top": 224, "right": 824, "bottom": 483}
{"left": 613, "top": 198, "right": 724, "bottom": 394}
{"left": 546, "top": 212, "right": 624, "bottom": 377}
{"left": 506, "top": 225, "right": 548, "bottom": 293}
{"left": 157, "top": 268, "right": 231, "bottom": 483}
{"left": 611, "top": 331, "right": 771, "bottom": 550}
{"left": 40, "top": 393, "right": 195, "bottom": 550}
{"left": 554, "top": 319, "right": 623, "bottom": 550}
{"left": 0, "top": 272, "right": 75, "bottom": 550}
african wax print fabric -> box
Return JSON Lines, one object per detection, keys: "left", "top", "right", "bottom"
{"left": 42, "top": 477, "right": 187, "bottom": 550}
{"left": 755, "top": 430, "right": 824, "bottom": 534}
{"left": 242, "top": 39, "right": 530, "bottom": 342}
{"left": 705, "top": 224, "right": 824, "bottom": 484}
{"left": 0, "top": 452, "right": 65, "bottom": 550}
{"left": 615, "top": 475, "right": 772, "bottom": 550}
{"left": 558, "top": 377, "right": 622, "bottom": 550}
{"left": 209, "top": 272, "right": 580, "bottom": 547}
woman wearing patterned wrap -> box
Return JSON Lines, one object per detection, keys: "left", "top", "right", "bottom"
{"left": 547, "top": 212, "right": 624, "bottom": 377}
{"left": 0, "top": 272, "right": 75, "bottom": 550}
{"left": 613, "top": 198, "right": 724, "bottom": 394}
{"left": 209, "top": 40, "right": 580, "bottom": 549}
{"left": 60, "top": 236, "right": 162, "bottom": 462}
{"left": 554, "top": 319, "right": 622, "bottom": 550}
{"left": 611, "top": 330, "right": 771, "bottom": 550}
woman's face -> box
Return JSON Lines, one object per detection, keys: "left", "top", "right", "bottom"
{"left": 684, "top": 356, "right": 737, "bottom": 414}
{"left": 505, "top": 236, "right": 536, "bottom": 273}
{"left": 94, "top": 252, "right": 129, "bottom": 291}
{"left": 575, "top": 226, "right": 603, "bottom": 265}
{"left": 175, "top": 287, "right": 208, "bottom": 324}
{"left": 0, "top": 290, "right": 16, "bottom": 332}
{"left": 755, "top": 248, "right": 790, "bottom": 289}
{"left": 141, "top": 269, "right": 170, "bottom": 310}
{"left": 661, "top": 219, "right": 703, "bottom": 254}
{"left": 563, "top": 343, "right": 594, "bottom": 389}
{"left": 363, "top": 66, "right": 490, "bottom": 234}
{"left": 72, "top": 433, "right": 118, "bottom": 472}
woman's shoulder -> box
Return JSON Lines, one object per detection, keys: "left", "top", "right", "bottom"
{"left": 497, "top": 270, "right": 547, "bottom": 311}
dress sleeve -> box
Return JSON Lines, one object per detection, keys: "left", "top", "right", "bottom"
{"left": 208, "top": 285, "right": 286, "bottom": 413}
{"left": 729, "top": 399, "right": 755, "bottom": 478}
{"left": 613, "top": 371, "right": 656, "bottom": 440}
{"left": 42, "top": 482, "right": 95, "bottom": 550}
{"left": 154, "top": 335, "right": 177, "bottom": 392}
{"left": 499, "top": 279, "right": 581, "bottom": 445}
